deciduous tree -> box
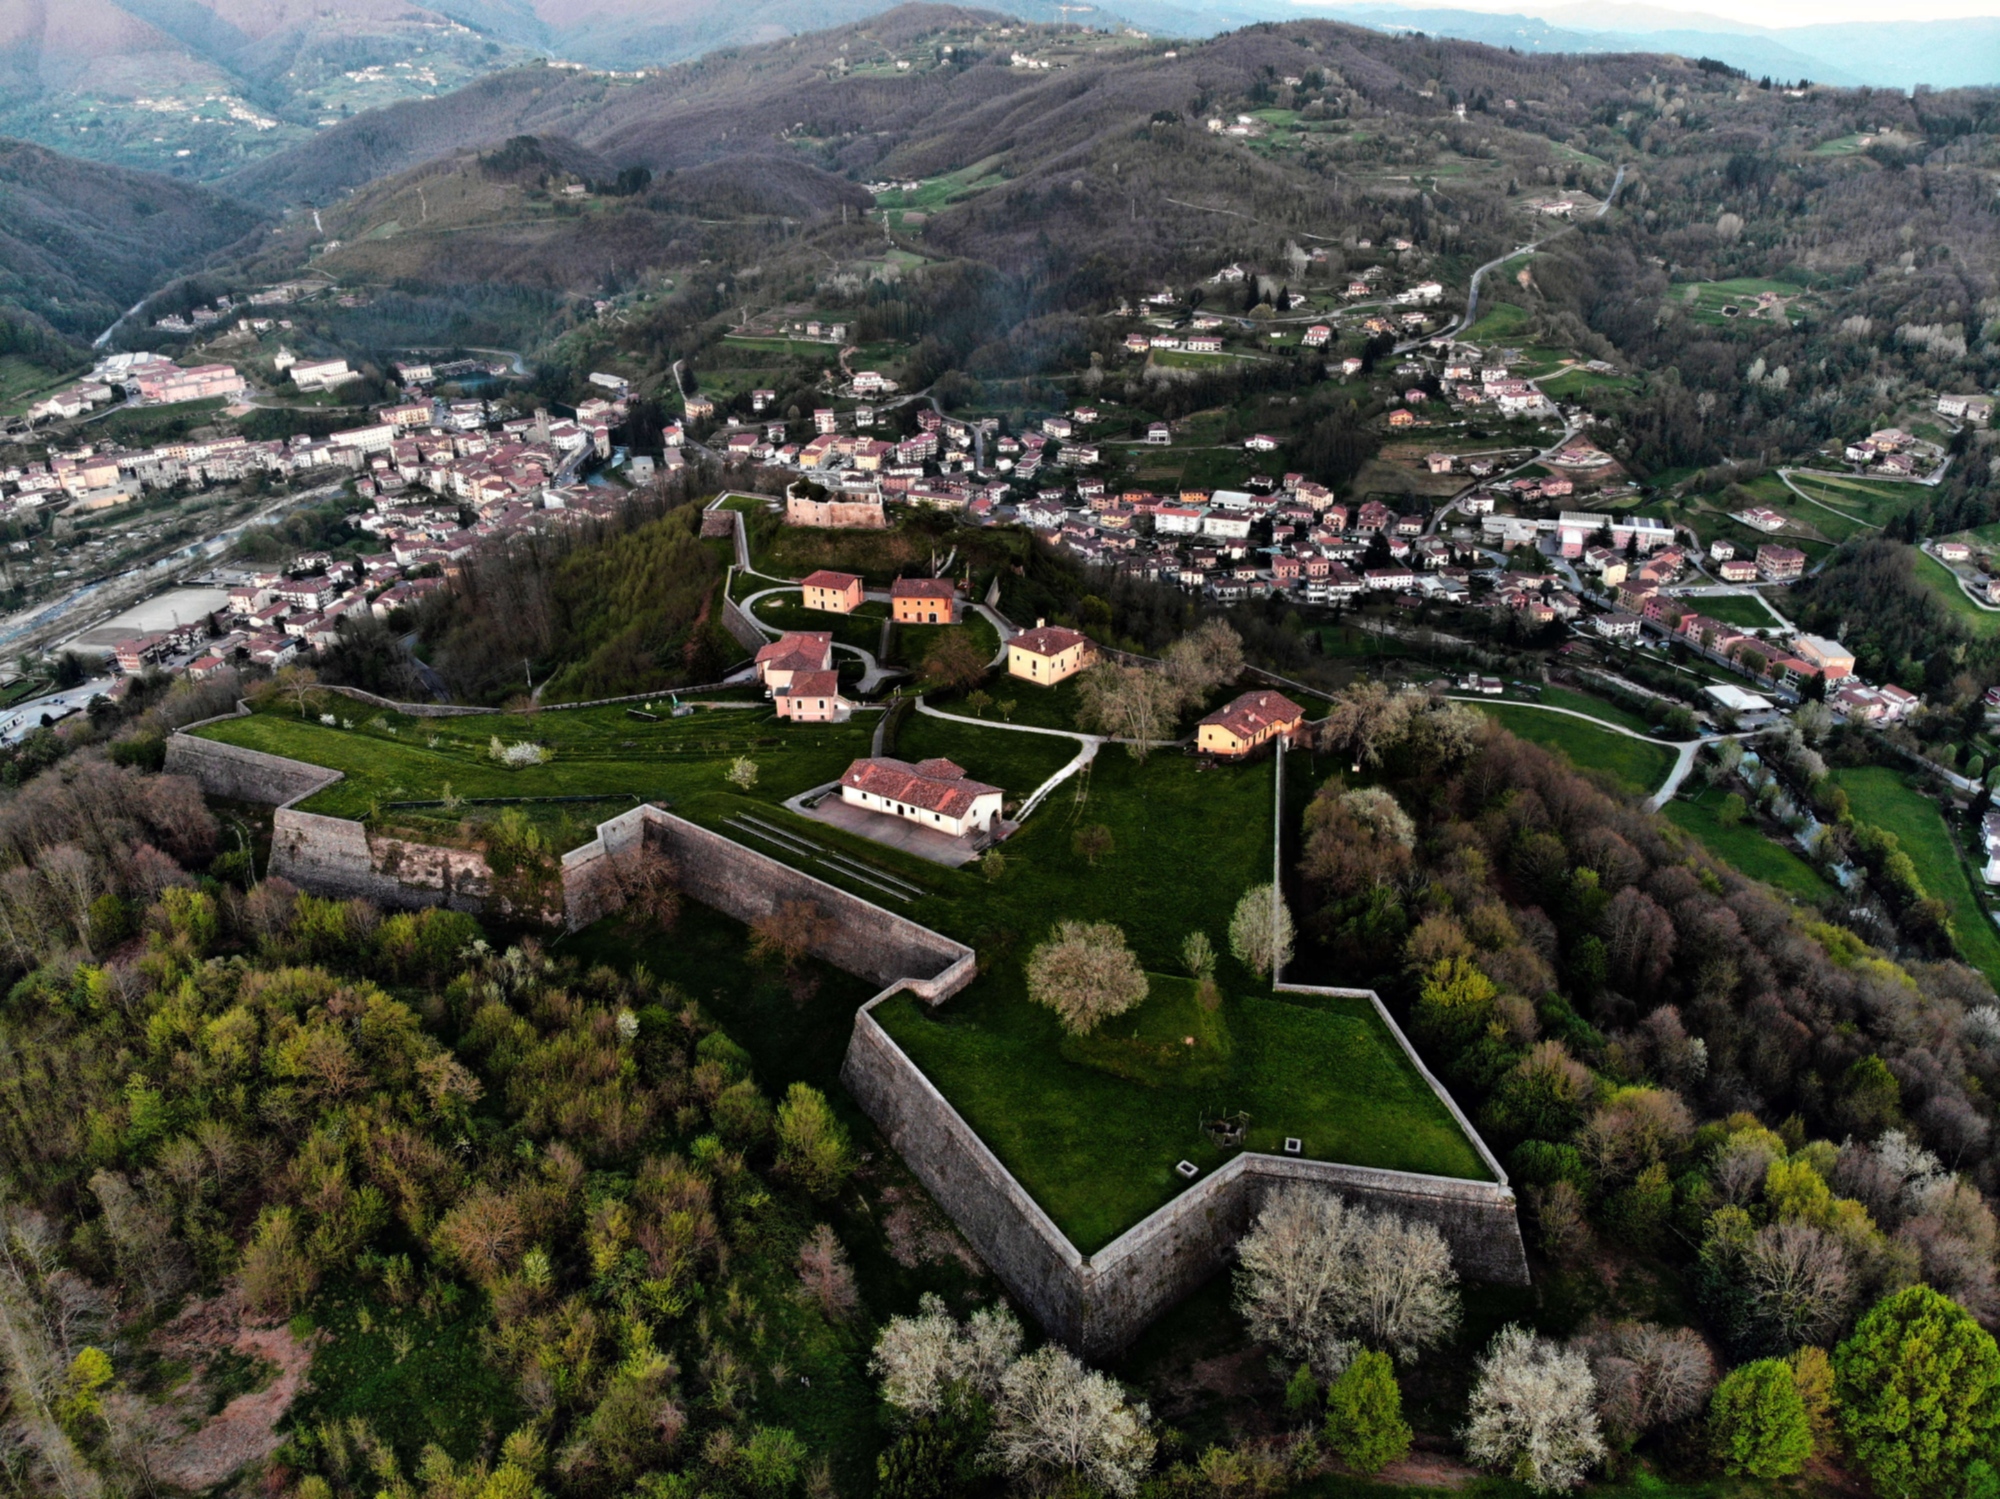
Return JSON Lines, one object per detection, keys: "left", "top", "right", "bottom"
{"left": 1025, "top": 920, "right": 1148, "bottom": 1034}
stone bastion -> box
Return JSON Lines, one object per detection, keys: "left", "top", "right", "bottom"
{"left": 167, "top": 711, "right": 1528, "bottom": 1355}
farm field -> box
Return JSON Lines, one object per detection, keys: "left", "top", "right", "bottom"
{"left": 875, "top": 977, "right": 1489, "bottom": 1254}
{"left": 1663, "top": 787, "right": 1832, "bottom": 901}
{"left": 1475, "top": 703, "right": 1677, "bottom": 795}
{"left": 1833, "top": 766, "right": 2000, "bottom": 985}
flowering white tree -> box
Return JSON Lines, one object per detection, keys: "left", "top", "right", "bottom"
{"left": 988, "top": 1345, "right": 1155, "bottom": 1497}
{"left": 1234, "top": 1188, "right": 1458, "bottom": 1373}
{"left": 1229, "top": 883, "right": 1295, "bottom": 980}
{"left": 1463, "top": 1325, "right": 1606, "bottom": 1493}
{"left": 870, "top": 1293, "right": 1023, "bottom": 1417}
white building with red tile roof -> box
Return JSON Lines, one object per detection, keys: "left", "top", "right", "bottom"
{"left": 840, "top": 756, "right": 1003, "bottom": 837}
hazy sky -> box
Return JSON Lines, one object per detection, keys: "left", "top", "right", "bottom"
{"left": 1309, "top": 0, "right": 2000, "bottom": 25}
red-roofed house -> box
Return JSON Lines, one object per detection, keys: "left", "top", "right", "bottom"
{"left": 840, "top": 756, "right": 1003, "bottom": 837}
{"left": 774, "top": 669, "right": 852, "bottom": 723}
{"left": 1196, "top": 690, "right": 1305, "bottom": 759}
{"left": 755, "top": 631, "right": 834, "bottom": 692}
{"left": 1006, "top": 622, "right": 1095, "bottom": 686}
{"left": 890, "top": 577, "right": 958, "bottom": 624}
{"left": 802, "top": 570, "right": 865, "bottom": 614}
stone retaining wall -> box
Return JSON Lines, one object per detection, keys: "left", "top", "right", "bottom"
{"left": 271, "top": 809, "right": 498, "bottom": 913}
{"left": 561, "top": 806, "right": 975, "bottom": 998}
{"left": 165, "top": 730, "right": 342, "bottom": 807}
{"left": 842, "top": 994, "right": 1529, "bottom": 1359}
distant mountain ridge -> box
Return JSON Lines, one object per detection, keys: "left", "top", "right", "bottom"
{"left": 1297, "top": 5, "right": 2000, "bottom": 90}
{"left": 0, "top": 138, "right": 266, "bottom": 343}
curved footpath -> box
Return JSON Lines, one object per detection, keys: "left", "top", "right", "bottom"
{"left": 1445, "top": 694, "right": 1712, "bottom": 808}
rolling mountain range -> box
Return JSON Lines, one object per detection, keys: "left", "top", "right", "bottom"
{"left": 0, "top": 0, "right": 1986, "bottom": 195}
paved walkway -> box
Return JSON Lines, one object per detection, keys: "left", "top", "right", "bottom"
{"left": 739, "top": 585, "right": 903, "bottom": 693}
{"left": 913, "top": 698, "right": 1104, "bottom": 821}
{"left": 1446, "top": 694, "right": 1710, "bottom": 808}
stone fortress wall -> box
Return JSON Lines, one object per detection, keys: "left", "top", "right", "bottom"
{"left": 168, "top": 708, "right": 1528, "bottom": 1356}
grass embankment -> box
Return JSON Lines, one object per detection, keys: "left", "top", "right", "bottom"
{"left": 749, "top": 592, "right": 888, "bottom": 651}
{"left": 1915, "top": 551, "right": 2000, "bottom": 638}
{"left": 1663, "top": 788, "right": 1832, "bottom": 902}
{"left": 876, "top": 978, "right": 1488, "bottom": 1253}
{"left": 1475, "top": 704, "right": 1677, "bottom": 795}
{"left": 193, "top": 700, "right": 876, "bottom": 851}
{"left": 1834, "top": 765, "right": 2000, "bottom": 985}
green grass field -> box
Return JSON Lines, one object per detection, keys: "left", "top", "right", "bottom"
{"left": 1914, "top": 551, "right": 2000, "bottom": 638}
{"left": 1475, "top": 704, "right": 1677, "bottom": 795}
{"left": 748, "top": 591, "right": 888, "bottom": 651}
{"left": 1459, "top": 301, "right": 1530, "bottom": 346}
{"left": 1531, "top": 685, "right": 1662, "bottom": 736}
{"left": 876, "top": 978, "right": 1488, "bottom": 1253}
{"left": 194, "top": 698, "right": 875, "bottom": 852}
{"left": 1688, "top": 594, "right": 1780, "bottom": 628}
{"left": 1663, "top": 788, "right": 1832, "bottom": 901}
{"left": 1834, "top": 765, "right": 2000, "bottom": 984}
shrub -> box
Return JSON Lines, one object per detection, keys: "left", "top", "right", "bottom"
{"left": 1025, "top": 920, "right": 1148, "bottom": 1034}
{"left": 1835, "top": 1285, "right": 2000, "bottom": 1499}
{"left": 1709, "top": 1359, "right": 1812, "bottom": 1478}
{"left": 774, "top": 1083, "right": 853, "bottom": 1199}
{"left": 1324, "top": 1350, "right": 1412, "bottom": 1474}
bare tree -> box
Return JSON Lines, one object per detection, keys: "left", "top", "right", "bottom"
{"left": 750, "top": 899, "right": 834, "bottom": 971}
{"left": 1741, "top": 1221, "right": 1850, "bottom": 1350}
{"left": 796, "top": 1224, "right": 858, "bottom": 1323}
{"left": 1160, "top": 619, "right": 1244, "bottom": 701}
{"left": 1076, "top": 663, "right": 1183, "bottom": 760}
{"left": 1025, "top": 920, "right": 1148, "bottom": 1035}
{"left": 988, "top": 1346, "right": 1155, "bottom": 1499}
{"left": 1463, "top": 1325, "right": 1606, "bottom": 1494}
{"left": 1570, "top": 1321, "right": 1715, "bottom": 1445}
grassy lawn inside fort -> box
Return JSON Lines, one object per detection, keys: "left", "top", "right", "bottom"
{"left": 874, "top": 976, "right": 1490, "bottom": 1254}
{"left": 190, "top": 696, "right": 879, "bottom": 849}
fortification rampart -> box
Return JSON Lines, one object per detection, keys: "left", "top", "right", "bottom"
{"left": 560, "top": 806, "right": 974, "bottom": 998}
{"left": 842, "top": 994, "right": 1529, "bottom": 1359}
{"left": 170, "top": 715, "right": 1526, "bottom": 1355}
{"left": 165, "top": 726, "right": 343, "bottom": 806}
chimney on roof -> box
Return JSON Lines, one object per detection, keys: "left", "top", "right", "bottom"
{"left": 1037, "top": 618, "right": 1046, "bottom": 629}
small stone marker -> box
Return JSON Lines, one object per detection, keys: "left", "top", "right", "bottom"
{"left": 1175, "top": 1160, "right": 1199, "bottom": 1179}
{"left": 1283, "top": 1137, "right": 1302, "bottom": 1155}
